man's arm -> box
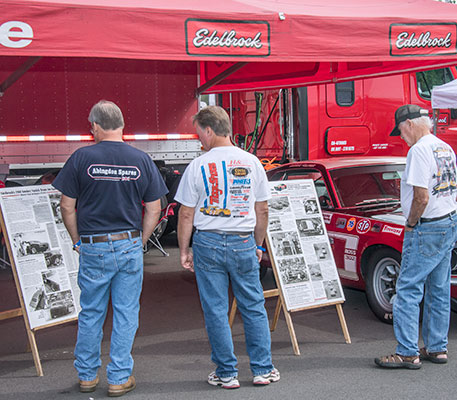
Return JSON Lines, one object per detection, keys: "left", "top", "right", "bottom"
{"left": 60, "top": 195, "right": 79, "bottom": 246}
{"left": 177, "top": 205, "right": 195, "bottom": 272}
{"left": 142, "top": 199, "right": 162, "bottom": 246}
{"left": 405, "top": 186, "right": 429, "bottom": 231}
{"left": 254, "top": 200, "right": 269, "bottom": 262}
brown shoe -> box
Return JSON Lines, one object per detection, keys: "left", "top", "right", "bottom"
{"left": 108, "top": 376, "right": 136, "bottom": 397}
{"left": 79, "top": 376, "right": 99, "bottom": 393}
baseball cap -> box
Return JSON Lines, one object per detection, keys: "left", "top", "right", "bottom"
{"left": 390, "top": 104, "right": 429, "bottom": 136}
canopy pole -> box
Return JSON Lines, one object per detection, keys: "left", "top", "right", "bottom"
{"left": 0, "top": 56, "right": 42, "bottom": 97}
{"left": 195, "top": 62, "right": 247, "bottom": 97}
{"left": 433, "top": 109, "right": 438, "bottom": 135}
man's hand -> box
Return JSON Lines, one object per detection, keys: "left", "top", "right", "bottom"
{"left": 255, "top": 248, "right": 263, "bottom": 263}
{"left": 180, "top": 248, "right": 194, "bottom": 272}
{"left": 177, "top": 205, "right": 196, "bottom": 273}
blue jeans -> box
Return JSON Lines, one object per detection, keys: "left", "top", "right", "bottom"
{"left": 74, "top": 232, "right": 143, "bottom": 385}
{"left": 394, "top": 214, "right": 457, "bottom": 356}
{"left": 192, "top": 230, "right": 274, "bottom": 377}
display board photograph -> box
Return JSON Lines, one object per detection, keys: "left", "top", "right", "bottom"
{"left": 267, "top": 180, "right": 345, "bottom": 311}
{"left": 0, "top": 185, "right": 80, "bottom": 329}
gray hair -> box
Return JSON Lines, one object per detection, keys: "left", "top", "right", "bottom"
{"left": 88, "top": 100, "right": 124, "bottom": 130}
{"left": 399, "top": 116, "right": 432, "bottom": 132}
{"left": 193, "top": 106, "right": 232, "bottom": 137}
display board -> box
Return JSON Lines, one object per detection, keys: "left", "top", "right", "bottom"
{"left": 267, "top": 179, "right": 345, "bottom": 311}
{"left": 0, "top": 185, "right": 80, "bottom": 329}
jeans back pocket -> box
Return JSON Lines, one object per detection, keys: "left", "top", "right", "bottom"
{"left": 80, "top": 247, "right": 105, "bottom": 280}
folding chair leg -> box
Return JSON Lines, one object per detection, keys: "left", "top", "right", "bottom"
{"left": 147, "top": 236, "right": 169, "bottom": 257}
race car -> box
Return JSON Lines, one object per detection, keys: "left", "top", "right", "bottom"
{"left": 199, "top": 206, "right": 231, "bottom": 217}
{"left": 266, "top": 156, "right": 457, "bottom": 324}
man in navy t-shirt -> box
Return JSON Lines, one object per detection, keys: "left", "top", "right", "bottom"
{"left": 52, "top": 100, "right": 168, "bottom": 396}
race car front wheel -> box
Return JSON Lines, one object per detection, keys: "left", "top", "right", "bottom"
{"left": 365, "top": 248, "right": 401, "bottom": 324}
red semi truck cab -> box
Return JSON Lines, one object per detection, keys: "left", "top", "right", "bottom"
{"left": 222, "top": 67, "right": 457, "bottom": 162}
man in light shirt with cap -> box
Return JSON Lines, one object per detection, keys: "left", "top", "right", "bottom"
{"left": 375, "top": 104, "right": 457, "bottom": 369}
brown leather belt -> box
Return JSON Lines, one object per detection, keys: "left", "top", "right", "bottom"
{"left": 80, "top": 230, "right": 141, "bottom": 243}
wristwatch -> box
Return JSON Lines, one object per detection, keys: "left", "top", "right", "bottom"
{"left": 405, "top": 220, "right": 417, "bottom": 229}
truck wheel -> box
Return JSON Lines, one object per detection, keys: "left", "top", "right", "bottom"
{"left": 365, "top": 248, "right": 401, "bottom": 324}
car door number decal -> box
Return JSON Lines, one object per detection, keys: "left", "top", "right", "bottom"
{"left": 327, "top": 232, "right": 359, "bottom": 273}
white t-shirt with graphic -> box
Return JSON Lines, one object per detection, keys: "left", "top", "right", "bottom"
{"left": 401, "top": 134, "right": 457, "bottom": 219}
{"left": 175, "top": 146, "right": 271, "bottom": 232}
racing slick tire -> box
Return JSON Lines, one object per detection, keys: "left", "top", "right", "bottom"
{"left": 365, "top": 248, "right": 401, "bottom": 324}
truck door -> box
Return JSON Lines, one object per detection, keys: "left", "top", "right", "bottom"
{"left": 325, "top": 81, "right": 370, "bottom": 156}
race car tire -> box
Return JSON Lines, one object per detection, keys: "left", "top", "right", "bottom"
{"left": 365, "top": 248, "right": 401, "bottom": 324}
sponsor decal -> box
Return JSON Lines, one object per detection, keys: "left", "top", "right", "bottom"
{"left": 230, "top": 167, "right": 249, "bottom": 177}
{"left": 371, "top": 223, "right": 382, "bottom": 233}
{"left": 336, "top": 217, "right": 347, "bottom": 229}
{"left": 322, "top": 212, "right": 332, "bottom": 224}
{"left": 87, "top": 164, "right": 140, "bottom": 181}
{"left": 356, "top": 219, "right": 371, "bottom": 234}
{"left": 382, "top": 225, "right": 403, "bottom": 236}
{"left": 346, "top": 217, "right": 356, "bottom": 231}
{"left": 185, "top": 19, "right": 270, "bottom": 57}
{"left": 390, "top": 23, "right": 457, "bottom": 57}
{"left": 0, "top": 21, "right": 33, "bottom": 48}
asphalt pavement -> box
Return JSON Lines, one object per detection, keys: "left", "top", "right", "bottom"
{"left": 1, "top": 233, "right": 457, "bottom": 400}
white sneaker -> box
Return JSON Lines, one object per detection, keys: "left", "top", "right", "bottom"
{"left": 253, "top": 368, "right": 280, "bottom": 385}
{"left": 208, "top": 371, "right": 240, "bottom": 389}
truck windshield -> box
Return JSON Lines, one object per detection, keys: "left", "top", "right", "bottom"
{"left": 330, "top": 165, "right": 405, "bottom": 208}
{"left": 416, "top": 67, "right": 455, "bottom": 100}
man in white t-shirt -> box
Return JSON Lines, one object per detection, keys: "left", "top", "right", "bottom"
{"left": 376, "top": 105, "right": 457, "bottom": 369}
{"left": 175, "top": 106, "right": 279, "bottom": 389}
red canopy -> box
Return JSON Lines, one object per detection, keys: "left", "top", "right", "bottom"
{"left": 1, "top": 0, "right": 457, "bottom": 91}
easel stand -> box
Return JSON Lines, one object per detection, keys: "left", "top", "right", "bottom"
{"left": 229, "top": 258, "right": 351, "bottom": 355}
{"left": 229, "top": 289, "right": 350, "bottom": 355}
{"left": 0, "top": 212, "right": 77, "bottom": 376}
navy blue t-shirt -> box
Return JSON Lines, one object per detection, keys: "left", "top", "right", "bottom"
{"left": 52, "top": 141, "right": 168, "bottom": 235}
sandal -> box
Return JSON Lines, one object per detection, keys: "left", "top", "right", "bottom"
{"left": 374, "top": 353, "right": 422, "bottom": 369}
{"left": 419, "top": 347, "right": 448, "bottom": 364}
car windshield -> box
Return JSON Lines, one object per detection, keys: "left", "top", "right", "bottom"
{"left": 330, "top": 164, "right": 405, "bottom": 208}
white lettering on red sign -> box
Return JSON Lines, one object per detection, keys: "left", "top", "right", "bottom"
{"left": 0, "top": 21, "right": 33, "bottom": 48}
{"left": 193, "top": 28, "right": 262, "bottom": 49}
{"left": 356, "top": 219, "right": 371, "bottom": 234}
{"left": 330, "top": 140, "right": 347, "bottom": 146}
{"left": 322, "top": 212, "right": 332, "bottom": 224}
{"left": 438, "top": 115, "right": 448, "bottom": 124}
{"left": 396, "top": 31, "right": 452, "bottom": 50}
{"left": 382, "top": 225, "right": 403, "bottom": 236}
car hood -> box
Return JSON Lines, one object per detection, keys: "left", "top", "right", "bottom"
{"left": 371, "top": 212, "right": 406, "bottom": 226}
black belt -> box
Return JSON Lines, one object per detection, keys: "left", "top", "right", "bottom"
{"left": 80, "top": 230, "right": 140, "bottom": 243}
{"left": 420, "top": 210, "right": 456, "bottom": 223}
{"left": 197, "top": 229, "right": 252, "bottom": 235}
